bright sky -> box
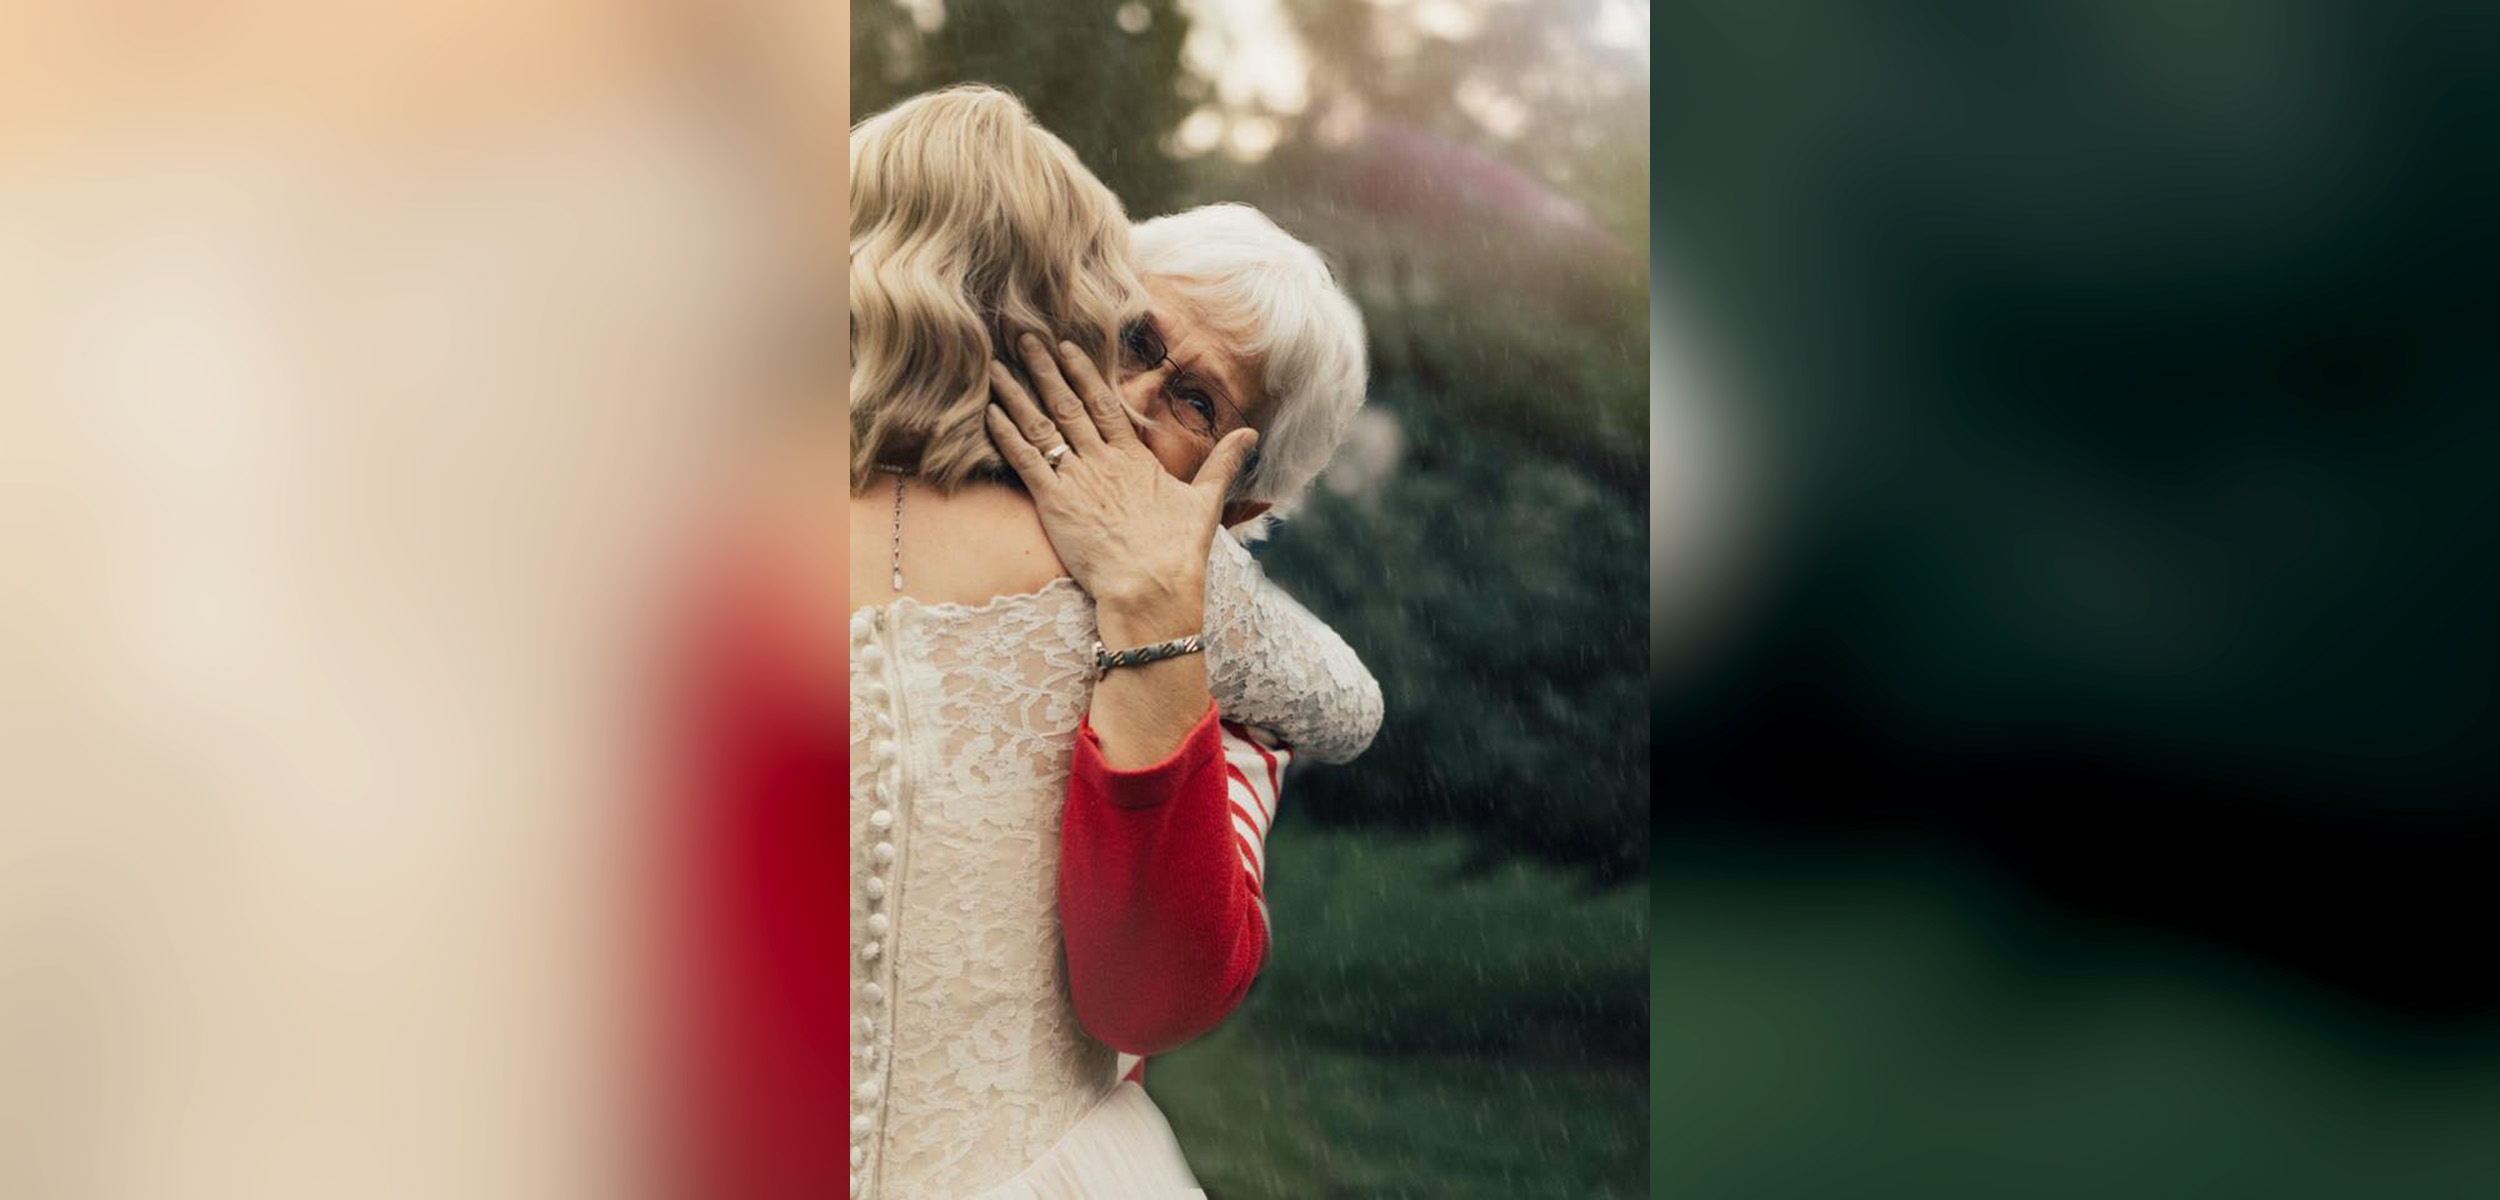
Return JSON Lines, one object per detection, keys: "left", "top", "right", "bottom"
{"left": 1173, "top": 0, "right": 1648, "bottom": 160}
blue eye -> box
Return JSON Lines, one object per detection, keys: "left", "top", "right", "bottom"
{"left": 1174, "top": 388, "right": 1217, "bottom": 432}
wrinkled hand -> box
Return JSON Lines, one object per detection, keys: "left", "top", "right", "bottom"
{"left": 985, "top": 333, "right": 1257, "bottom": 625}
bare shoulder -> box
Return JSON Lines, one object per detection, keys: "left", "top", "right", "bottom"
{"left": 852, "top": 478, "right": 1066, "bottom": 610}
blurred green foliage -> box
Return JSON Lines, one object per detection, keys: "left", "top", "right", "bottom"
{"left": 854, "top": 1, "right": 1193, "bottom": 214}
{"left": 854, "top": 0, "right": 1650, "bottom": 881}
{"left": 1155, "top": 823, "right": 1648, "bottom": 1198}
{"left": 1648, "top": 2, "right": 2500, "bottom": 1196}
{"left": 1653, "top": 0, "right": 2500, "bottom": 808}
{"left": 1264, "top": 384, "right": 1650, "bottom": 880}
{"left": 1656, "top": 827, "right": 2500, "bottom": 1200}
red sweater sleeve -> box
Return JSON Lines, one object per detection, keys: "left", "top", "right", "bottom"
{"left": 1060, "top": 703, "right": 1270, "bottom": 1056}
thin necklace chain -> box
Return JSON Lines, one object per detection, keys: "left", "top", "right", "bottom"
{"left": 884, "top": 467, "right": 906, "bottom": 591}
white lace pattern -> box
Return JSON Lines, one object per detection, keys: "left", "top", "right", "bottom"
{"left": 846, "top": 533, "right": 1377, "bottom": 1198}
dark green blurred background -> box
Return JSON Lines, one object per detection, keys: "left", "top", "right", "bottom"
{"left": 1658, "top": 3, "right": 2500, "bottom": 1198}
{"left": 854, "top": 2, "right": 1651, "bottom": 1196}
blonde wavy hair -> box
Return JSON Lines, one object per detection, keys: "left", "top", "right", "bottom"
{"left": 849, "top": 85, "right": 1146, "bottom": 494}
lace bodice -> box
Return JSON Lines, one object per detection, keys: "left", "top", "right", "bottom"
{"left": 846, "top": 532, "right": 1377, "bottom": 1198}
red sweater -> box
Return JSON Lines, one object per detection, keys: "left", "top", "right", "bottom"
{"left": 1061, "top": 703, "right": 1288, "bottom": 1059}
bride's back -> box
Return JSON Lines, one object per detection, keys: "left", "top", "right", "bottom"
{"left": 845, "top": 478, "right": 1065, "bottom": 613}
{"left": 844, "top": 473, "right": 1122, "bottom": 1194}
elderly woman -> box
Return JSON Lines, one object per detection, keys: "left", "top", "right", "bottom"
{"left": 840, "top": 86, "right": 1375, "bottom": 1199}
{"left": 1002, "top": 203, "right": 1374, "bottom": 1067}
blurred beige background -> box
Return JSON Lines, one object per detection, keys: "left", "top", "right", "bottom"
{"left": 0, "top": 2, "right": 845, "bottom": 1196}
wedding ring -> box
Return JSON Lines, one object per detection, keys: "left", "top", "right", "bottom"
{"left": 1044, "top": 443, "right": 1071, "bottom": 467}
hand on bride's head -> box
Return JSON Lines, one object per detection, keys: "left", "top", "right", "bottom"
{"left": 984, "top": 333, "right": 1257, "bottom": 620}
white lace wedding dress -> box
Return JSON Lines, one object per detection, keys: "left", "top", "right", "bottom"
{"left": 846, "top": 530, "right": 1380, "bottom": 1199}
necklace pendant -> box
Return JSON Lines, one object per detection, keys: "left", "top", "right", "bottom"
{"left": 891, "top": 569, "right": 904, "bottom": 592}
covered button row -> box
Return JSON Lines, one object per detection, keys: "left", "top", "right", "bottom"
{"left": 851, "top": 608, "right": 901, "bottom": 1190}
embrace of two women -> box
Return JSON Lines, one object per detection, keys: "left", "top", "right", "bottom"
{"left": 837, "top": 85, "right": 1381, "bottom": 1198}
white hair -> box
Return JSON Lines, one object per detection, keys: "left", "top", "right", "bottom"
{"left": 1132, "top": 204, "right": 1368, "bottom": 511}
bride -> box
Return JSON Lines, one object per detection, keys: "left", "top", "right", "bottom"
{"left": 844, "top": 86, "right": 1379, "bottom": 1197}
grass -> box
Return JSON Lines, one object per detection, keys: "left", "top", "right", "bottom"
{"left": 1653, "top": 828, "right": 2500, "bottom": 1199}
{"left": 1146, "top": 823, "right": 1649, "bottom": 1199}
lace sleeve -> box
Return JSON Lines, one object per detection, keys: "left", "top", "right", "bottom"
{"left": 1199, "top": 530, "right": 1383, "bottom": 764}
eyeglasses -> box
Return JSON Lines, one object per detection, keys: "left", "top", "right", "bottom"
{"left": 1119, "top": 316, "right": 1254, "bottom": 445}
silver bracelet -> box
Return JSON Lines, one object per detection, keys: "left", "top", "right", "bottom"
{"left": 1092, "top": 634, "right": 1206, "bottom": 678}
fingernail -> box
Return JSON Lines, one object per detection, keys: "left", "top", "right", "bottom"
{"left": 1019, "top": 332, "right": 1041, "bottom": 350}
{"left": 1058, "top": 340, "right": 1080, "bottom": 357}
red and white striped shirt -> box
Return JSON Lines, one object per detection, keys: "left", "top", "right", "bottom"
{"left": 1060, "top": 703, "right": 1292, "bottom": 1066}
{"left": 1219, "top": 719, "right": 1289, "bottom": 930}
